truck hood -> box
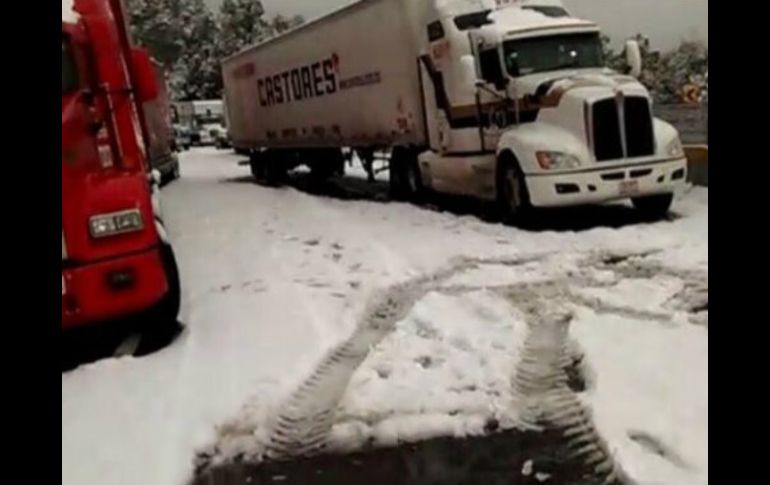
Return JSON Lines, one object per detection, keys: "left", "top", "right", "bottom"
{"left": 515, "top": 68, "right": 651, "bottom": 109}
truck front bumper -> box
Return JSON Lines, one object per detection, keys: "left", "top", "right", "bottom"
{"left": 525, "top": 157, "right": 687, "bottom": 207}
{"left": 62, "top": 248, "right": 168, "bottom": 329}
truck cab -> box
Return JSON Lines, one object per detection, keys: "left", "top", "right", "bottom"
{"left": 62, "top": 0, "right": 180, "bottom": 333}
{"left": 416, "top": 0, "right": 686, "bottom": 218}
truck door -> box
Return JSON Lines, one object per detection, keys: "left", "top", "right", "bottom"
{"left": 470, "top": 33, "right": 515, "bottom": 153}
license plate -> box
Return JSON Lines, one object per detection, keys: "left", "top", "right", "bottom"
{"left": 62, "top": 275, "right": 66, "bottom": 295}
{"left": 619, "top": 180, "right": 640, "bottom": 196}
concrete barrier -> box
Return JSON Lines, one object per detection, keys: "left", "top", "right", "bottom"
{"left": 656, "top": 104, "right": 708, "bottom": 145}
{"left": 684, "top": 145, "right": 708, "bottom": 187}
{"left": 655, "top": 104, "right": 708, "bottom": 187}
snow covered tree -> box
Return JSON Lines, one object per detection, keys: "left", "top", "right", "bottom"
{"left": 128, "top": 0, "right": 307, "bottom": 101}
{"left": 266, "top": 14, "right": 305, "bottom": 37}
{"left": 173, "top": 3, "right": 221, "bottom": 100}
{"left": 603, "top": 33, "right": 707, "bottom": 104}
{"left": 658, "top": 41, "right": 708, "bottom": 104}
{"left": 127, "top": 0, "right": 186, "bottom": 66}
{"left": 216, "top": 0, "right": 269, "bottom": 59}
{"left": 127, "top": 0, "right": 221, "bottom": 100}
{"left": 216, "top": 1, "right": 305, "bottom": 59}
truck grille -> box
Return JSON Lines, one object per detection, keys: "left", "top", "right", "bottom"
{"left": 592, "top": 96, "right": 654, "bottom": 161}
{"left": 624, "top": 97, "right": 655, "bottom": 157}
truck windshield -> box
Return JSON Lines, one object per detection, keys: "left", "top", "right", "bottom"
{"left": 62, "top": 37, "right": 79, "bottom": 95}
{"left": 503, "top": 32, "right": 603, "bottom": 76}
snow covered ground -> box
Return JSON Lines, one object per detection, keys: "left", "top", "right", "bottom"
{"left": 62, "top": 148, "right": 707, "bottom": 485}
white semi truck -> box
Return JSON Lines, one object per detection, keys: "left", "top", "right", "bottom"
{"left": 222, "top": 0, "right": 687, "bottom": 219}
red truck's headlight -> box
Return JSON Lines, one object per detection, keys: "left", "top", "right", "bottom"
{"left": 89, "top": 209, "right": 144, "bottom": 238}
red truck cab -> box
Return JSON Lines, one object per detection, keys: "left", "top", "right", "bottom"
{"left": 62, "top": 0, "right": 179, "bottom": 332}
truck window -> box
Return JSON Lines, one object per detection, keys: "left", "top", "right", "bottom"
{"left": 454, "top": 10, "right": 493, "bottom": 30}
{"left": 62, "top": 36, "right": 79, "bottom": 95}
{"left": 479, "top": 49, "right": 505, "bottom": 85}
{"left": 427, "top": 21, "right": 445, "bottom": 41}
{"left": 503, "top": 32, "right": 603, "bottom": 76}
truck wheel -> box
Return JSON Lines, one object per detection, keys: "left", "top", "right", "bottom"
{"left": 333, "top": 150, "right": 346, "bottom": 177}
{"left": 390, "top": 147, "right": 422, "bottom": 202}
{"left": 265, "top": 157, "right": 287, "bottom": 186}
{"left": 136, "top": 244, "right": 183, "bottom": 356}
{"left": 250, "top": 153, "right": 267, "bottom": 182}
{"left": 496, "top": 153, "right": 531, "bottom": 223}
{"left": 632, "top": 193, "right": 674, "bottom": 219}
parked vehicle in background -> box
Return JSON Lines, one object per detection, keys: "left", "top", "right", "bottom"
{"left": 173, "top": 124, "right": 192, "bottom": 151}
{"left": 222, "top": 0, "right": 687, "bottom": 220}
{"left": 215, "top": 131, "right": 231, "bottom": 149}
{"left": 215, "top": 94, "right": 232, "bottom": 150}
{"left": 142, "top": 60, "right": 180, "bottom": 183}
{"left": 173, "top": 100, "right": 226, "bottom": 146}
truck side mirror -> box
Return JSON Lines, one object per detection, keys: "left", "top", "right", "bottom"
{"left": 494, "top": 76, "right": 510, "bottom": 91}
{"left": 131, "top": 48, "right": 159, "bottom": 103}
{"left": 625, "top": 40, "right": 642, "bottom": 78}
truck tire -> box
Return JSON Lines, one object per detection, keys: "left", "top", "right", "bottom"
{"left": 265, "top": 156, "right": 288, "bottom": 186}
{"left": 136, "top": 243, "right": 183, "bottom": 356}
{"left": 250, "top": 152, "right": 267, "bottom": 182}
{"left": 632, "top": 193, "right": 673, "bottom": 219}
{"left": 390, "top": 147, "right": 422, "bottom": 202}
{"left": 496, "top": 153, "right": 531, "bottom": 224}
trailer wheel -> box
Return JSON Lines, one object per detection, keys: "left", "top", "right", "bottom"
{"left": 496, "top": 152, "right": 531, "bottom": 224}
{"left": 632, "top": 193, "right": 674, "bottom": 220}
{"left": 250, "top": 152, "right": 267, "bottom": 182}
{"left": 310, "top": 149, "right": 346, "bottom": 179}
{"left": 265, "top": 156, "right": 288, "bottom": 186}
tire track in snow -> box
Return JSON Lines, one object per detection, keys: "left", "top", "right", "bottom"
{"left": 510, "top": 309, "right": 634, "bottom": 484}
{"left": 196, "top": 252, "right": 634, "bottom": 485}
{"left": 261, "top": 258, "right": 479, "bottom": 461}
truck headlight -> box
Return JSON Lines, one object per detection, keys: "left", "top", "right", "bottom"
{"left": 536, "top": 151, "right": 581, "bottom": 170}
{"left": 666, "top": 137, "right": 684, "bottom": 158}
{"left": 89, "top": 209, "right": 144, "bottom": 238}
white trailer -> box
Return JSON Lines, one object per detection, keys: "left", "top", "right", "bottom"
{"left": 222, "top": 0, "right": 687, "bottom": 219}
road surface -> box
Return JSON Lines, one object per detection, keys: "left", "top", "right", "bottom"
{"left": 62, "top": 148, "right": 708, "bottom": 485}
